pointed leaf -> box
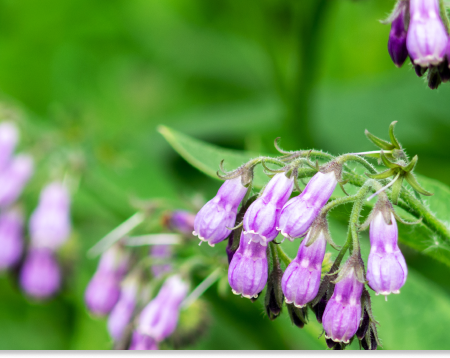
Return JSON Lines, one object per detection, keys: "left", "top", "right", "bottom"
{"left": 365, "top": 129, "right": 395, "bottom": 150}
{"left": 380, "top": 150, "right": 398, "bottom": 169}
{"left": 390, "top": 176, "right": 403, "bottom": 205}
{"left": 366, "top": 168, "right": 395, "bottom": 179}
{"left": 388, "top": 121, "right": 401, "bottom": 149}
{"left": 405, "top": 172, "right": 434, "bottom": 196}
{"left": 403, "top": 155, "right": 418, "bottom": 172}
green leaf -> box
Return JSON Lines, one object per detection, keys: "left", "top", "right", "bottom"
{"left": 364, "top": 129, "right": 395, "bottom": 151}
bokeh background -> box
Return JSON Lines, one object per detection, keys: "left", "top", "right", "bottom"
{"left": 1, "top": 0, "right": 450, "bottom": 350}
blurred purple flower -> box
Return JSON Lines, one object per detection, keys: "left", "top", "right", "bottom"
{"left": 388, "top": 2, "right": 408, "bottom": 67}
{"left": 0, "top": 154, "right": 34, "bottom": 208}
{"left": 165, "top": 210, "right": 196, "bottom": 236}
{"left": 0, "top": 208, "right": 24, "bottom": 270}
{"left": 150, "top": 244, "right": 172, "bottom": 278}
{"left": 129, "top": 331, "right": 158, "bottom": 350}
{"left": 0, "top": 122, "right": 19, "bottom": 172}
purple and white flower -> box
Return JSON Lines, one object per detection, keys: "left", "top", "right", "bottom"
{"left": 129, "top": 331, "right": 158, "bottom": 350}
{"left": 0, "top": 208, "right": 24, "bottom": 270}
{"left": 0, "top": 154, "right": 34, "bottom": 208}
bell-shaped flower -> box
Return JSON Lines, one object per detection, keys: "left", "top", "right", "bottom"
{"left": 0, "top": 208, "right": 24, "bottom": 270}
{"left": 0, "top": 154, "right": 34, "bottom": 208}
{"left": 388, "top": 2, "right": 408, "bottom": 67}
{"left": 278, "top": 171, "right": 337, "bottom": 241}
{"left": 366, "top": 211, "right": 407, "bottom": 296}
{"left": 228, "top": 231, "right": 268, "bottom": 299}
{"left": 243, "top": 173, "right": 294, "bottom": 245}
{"left": 193, "top": 177, "right": 248, "bottom": 246}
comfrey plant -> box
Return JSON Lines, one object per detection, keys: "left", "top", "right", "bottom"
{"left": 384, "top": 0, "right": 450, "bottom": 89}
{"left": 193, "top": 122, "right": 439, "bottom": 350}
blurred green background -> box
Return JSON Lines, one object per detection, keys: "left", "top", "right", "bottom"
{"left": 1, "top": 0, "right": 450, "bottom": 350}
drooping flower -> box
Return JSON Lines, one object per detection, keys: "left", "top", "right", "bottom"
{"left": 228, "top": 231, "right": 268, "bottom": 299}
{"left": 322, "top": 261, "right": 364, "bottom": 344}
{"left": 137, "top": 275, "right": 188, "bottom": 342}
{"left": 19, "top": 248, "right": 61, "bottom": 299}
{"left": 0, "top": 208, "right": 24, "bottom": 270}
{"left": 0, "top": 154, "right": 34, "bottom": 208}
{"left": 278, "top": 171, "right": 337, "bottom": 241}
{"left": 29, "top": 182, "right": 71, "bottom": 251}
{"left": 243, "top": 173, "right": 294, "bottom": 245}
{"left": 366, "top": 211, "right": 407, "bottom": 296}
{"left": 193, "top": 176, "right": 248, "bottom": 247}
{"left": 164, "top": 210, "right": 196, "bottom": 236}
{"left": 388, "top": 2, "right": 409, "bottom": 67}
{"left": 407, "top": 0, "right": 448, "bottom": 67}
{"left": 282, "top": 227, "right": 327, "bottom": 308}
{"left": 128, "top": 331, "right": 158, "bottom": 350}
{"left": 0, "top": 121, "right": 19, "bottom": 172}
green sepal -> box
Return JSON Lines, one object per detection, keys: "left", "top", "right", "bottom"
{"left": 380, "top": 150, "right": 398, "bottom": 169}
{"left": 388, "top": 121, "right": 401, "bottom": 149}
{"left": 404, "top": 172, "right": 434, "bottom": 196}
{"left": 390, "top": 176, "right": 404, "bottom": 205}
{"left": 365, "top": 129, "right": 395, "bottom": 150}
{"left": 403, "top": 155, "right": 418, "bottom": 172}
{"left": 366, "top": 168, "right": 396, "bottom": 180}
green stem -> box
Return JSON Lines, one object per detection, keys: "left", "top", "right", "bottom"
{"left": 348, "top": 184, "right": 372, "bottom": 254}
{"left": 276, "top": 244, "right": 292, "bottom": 267}
{"left": 337, "top": 154, "right": 379, "bottom": 175}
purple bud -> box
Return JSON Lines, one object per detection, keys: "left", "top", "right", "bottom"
{"left": 165, "top": 210, "right": 196, "bottom": 236}
{"left": 0, "top": 122, "right": 19, "bottom": 171}
{"left": 129, "top": 331, "right": 158, "bottom": 350}
{"left": 366, "top": 212, "right": 407, "bottom": 296}
{"left": 228, "top": 231, "right": 268, "bottom": 299}
{"left": 107, "top": 276, "right": 139, "bottom": 341}
{"left": 278, "top": 172, "right": 337, "bottom": 241}
{"left": 137, "top": 275, "right": 188, "bottom": 341}
{"left": 243, "top": 173, "right": 294, "bottom": 245}
{"left": 19, "top": 248, "right": 61, "bottom": 299}
{"left": 0, "top": 208, "right": 24, "bottom": 270}
{"left": 407, "top": 0, "right": 448, "bottom": 67}
{"left": 0, "top": 154, "right": 33, "bottom": 208}
{"left": 193, "top": 177, "right": 248, "bottom": 247}
{"left": 150, "top": 244, "right": 172, "bottom": 278}
{"left": 282, "top": 229, "right": 326, "bottom": 308}
{"left": 388, "top": 4, "right": 408, "bottom": 67}
{"left": 322, "top": 266, "right": 363, "bottom": 343}
{"left": 29, "top": 182, "right": 71, "bottom": 250}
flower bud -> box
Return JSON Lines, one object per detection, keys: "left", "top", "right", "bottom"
{"left": 129, "top": 331, "right": 158, "bottom": 350}
{"left": 150, "top": 244, "right": 172, "bottom": 278}
{"left": 278, "top": 171, "right": 337, "bottom": 241}
{"left": 29, "top": 182, "right": 71, "bottom": 250}
{"left": 0, "top": 208, "right": 24, "bottom": 270}
{"left": 265, "top": 256, "right": 284, "bottom": 320}
{"left": 138, "top": 275, "right": 188, "bottom": 341}
{"left": 164, "top": 210, "right": 196, "bottom": 236}
{"left": 243, "top": 173, "right": 294, "bottom": 245}
{"left": 19, "top": 248, "right": 61, "bottom": 299}
{"left": 356, "top": 308, "right": 370, "bottom": 340}
{"left": 107, "top": 276, "right": 139, "bottom": 341}
{"left": 0, "top": 154, "right": 34, "bottom": 208}
{"left": 366, "top": 211, "right": 407, "bottom": 296}
{"left": 313, "top": 295, "right": 328, "bottom": 324}
{"left": 322, "top": 263, "right": 363, "bottom": 343}
{"left": 388, "top": 3, "right": 408, "bottom": 67}
{"left": 407, "top": 0, "right": 448, "bottom": 67}
{"left": 228, "top": 231, "right": 268, "bottom": 299}
{"left": 286, "top": 303, "right": 307, "bottom": 329}
{"left": 193, "top": 176, "right": 248, "bottom": 246}
{"left": 282, "top": 228, "right": 327, "bottom": 308}
{"left": 0, "top": 122, "right": 19, "bottom": 171}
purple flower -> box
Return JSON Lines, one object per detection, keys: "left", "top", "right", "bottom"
{"left": 407, "top": 0, "right": 448, "bottom": 67}
{"left": 388, "top": 3, "right": 408, "bottom": 67}
{"left": 165, "top": 210, "right": 196, "bottom": 236}
{"left": 193, "top": 176, "right": 248, "bottom": 247}
{"left": 228, "top": 231, "right": 268, "bottom": 299}
{"left": 322, "top": 265, "right": 363, "bottom": 343}
{"left": 137, "top": 275, "right": 188, "bottom": 341}
{"left": 19, "top": 248, "right": 61, "bottom": 299}
{"left": 150, "top": 244, "right": 172, "bottom": 278}
{"left": 366, "top": 212, "right": 407, "bottom": 296}
{"left": 129, "top": 331, "right": 158, "bottom": 350}
{"left": 0, "top": 154, "right": 34, "bottom": 208}
{"left": 243, "top": 173, "right": 294, "bottom": 245}
{"left": 0, "top": 122, "right": 19, "bottom": 172}
{"left": 0, "top": 208, "right": 24, "bottom": 270}
{"left": 29, "top": 182, "right": 71, "bottom": 250}
{"left": 107, "top": 276, "right": 139, "bottom": 341}
{"left": 278, "top": 171, "right": 337, "bottom": 241}
{"left": 282, "top": 229, "right": 327, "bottom": 308}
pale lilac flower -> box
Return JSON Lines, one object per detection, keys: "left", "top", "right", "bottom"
{"left": 243, "top": 173, "right": 294, "bottom": 245}
{"left": 193, "top": 177, "right": 248, "bottom": 247}
{"left": 137, "top": 275, "right": 188, "bottom": 341}
{"left": 0, "top": 154, "right": 33, "bottom": 208}
{"left": 228, "top": 231, "right": 268, "bottom": 299}
{"left": 282, "top": 229, "right": 326, "bottom": 307}
{"left": 407, "top": 0, "right": 448, "bottom": 67}
{"left": 150, "top": 245, "right": 172, "bottom": 278}
{"left": 19, "top": 248, "right": 61, "bottom": 299}
{"left": 278, "top": 171, "right": 337, "bottom": 241}
{"left": 322, "top": 265, "right": 363, "bottom": 343}
{"left": 129, "top": 331, "right": 158, "bottom": 350}
{"left": 0, "top": 122, "right": 19, "bottom": 172}
{"left": 388, "top": 3, "right": 408, "bottom": 67}
{"left": 166, "top": 210, "right": 196, "bottom": 236}
{"left": 29, "top": 182, "right": 71, "bottom": 250}
{"left": 0, "top": 208, "right": 24, "bottom": 270}
{"left": 366, "top": 212, "right": 407, "bottom": 296}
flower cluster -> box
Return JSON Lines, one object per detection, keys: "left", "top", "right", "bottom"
{"left": 386, "top": 0, "right": 450, "bottom": 89}
{"left": 194, "top": 123, "right": 427, "bottom": 350}
{"left": 84, "top": 207, "right": 200, "bottom": 350}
